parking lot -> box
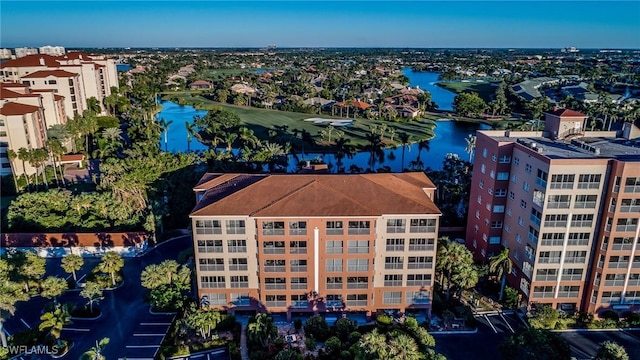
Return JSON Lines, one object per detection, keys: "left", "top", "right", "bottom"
{"left": 121, "top": 313, "right": 175, "bottom": 360}
{"left": 559, "top": 329, "right": 640, "bottom": 360}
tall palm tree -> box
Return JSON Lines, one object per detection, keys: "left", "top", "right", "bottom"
{"left": 31, "top": 148, "right": 50, "bottom": 190}
{"left": 238, "top": 127, "right": 260, "bottom": 149}
{"left": 81, "top": 337, "right": 110, "bottom": 360}
{"left": 80, "top": 281, "right": 103, "bottom": 314}
{"left": 364, "top": 133, "right": 385, "bottom": 172}
{"left": 86, "top": 97, "right": 102, "bottom": 114}
{"left": 248, "top": 313, "right": 277, "bottom": 349}
{"left": 389, "top": 332, "right": 421, "bottom": 360}
{"left": 185, "top": 121, "right": 196, "bottom": 152}
{"left": 61, "top": 254, "right": 84, "bottom": 283}
{"left": 0, "top": 268, "right": 29, "bottom": 347}
{"left": 39, "top": 305, "right": 72, "bottom": 347}
{"left": 451, "top": 263, "right": 479, "bottom": 299}
{"left": 40, "top": 276, "right": 68, "bottom": 306}
{"left": 414, "top": 139, "right": 430, "bottom": 170}
{"left": 334, "top": 137, "right": 355, "bottom": 173}
{"left": 17, "top": 147, "right": 31, "bottom": 191}
{"left": 398, "top": 132, "right": 411, "bottom": 171}
{"left": 158, "top": 118, "right": 173, "bottom": 152}
{"left": 97, "top": 252, "right": 124, "bottom": 287}
{"left": 489, "top": 247, "right": 513, "bottom": 301}
{"left": 357, "top": 329, "right": 388, "bottom": 359}
{"left": 465, "top": 134, "right": 477, "bottom": 162}
{"left": 6, "top": 149, "right": 19, "bottom": 191}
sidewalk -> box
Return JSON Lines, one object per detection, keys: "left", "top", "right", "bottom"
{"left": 240, "top": 323, "right": 249, "bottom": 360}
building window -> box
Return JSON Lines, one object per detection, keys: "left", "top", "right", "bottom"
{"left": 290, "top": 241, "right": 307, "bottom": 254}
{"left": 326, "top": 221, "right": 344, "bottom": 235}
{"left": 265, "top": 277, "right": 286, "bottom": 290}
{"left": 541, "top": 232, "right": 563, "bottom": 247}
{"left": 479, "top": 180, "right": 484, "bottom": 189}
{"left": 491, "top": 221, "right": 503, "bottom": 229}
{"left": 497, "top": 172, "right": 509, "bottom": 180}
{"left": 490, "top": 170, "right": 495, "bottom": 179}
{"left": 493, "top": 205, "right": 504, "bottom": 213}
{"left": 325, "top": 294, "right": 343, "bottom": 307}
{"left": 326, "top": 240, "right": 343, "bottom": 254}
{"left": 482, "top": 148, "right": 488, "bottom": 158}
{"left": 600, "top": 292, "right": 622, "bottom": 304}
{"left": 264, "top": 260, "right": 286, "bottom": 272}
{"left": 535, "top": 269, "right": 557, "bottom": 282}
{"left": 346, "top": 294, "right": 368, "bottom": 307}
{"left": 226, "top": 220, "right": 246, "bottom": 234}
{"left": 406, "top": 290, "right": 430, "bottom": 304}
{"left": 348, "top": 221, "right": 370, "bottom": 235}
{"left": 562, "top": 269, "right": 583, "bottom": 281}
{"left": 346, "top": 276, "right": 369, "bottom": 289}
{"left": 383, "top": 292, "right": 402, "bottom": 304}
{"left": 384, "top": 274, "right": 403, "bottom": 287}
{"left": 410, "top": 218, "right": 436, "bottom": 233}
{"left": 492, "top": 154, "right": 497, "bottom": 162}
{"left": 550, "top": 174, "right": 575, "bottom": 189}
{"left": 348, "top": 240, "right": 369, "bottom": 254}
{"left": 530, "top": 208, "right": 542, "bottom": 226}
{"left": 407, "top": 256, "right": 433, "bottom": 269}
{"left": 262, "top": 221, "right": 285, "bottom": 236}
{"left": 533, "top": 190, "right": 545, "bottom": 207}
{"left": 509, "top": 191, "right": 515, "bottom": 200}
{"left": 386, "top": 219, "right": 406, "bottom": 233}
{"left": 203, "top": 293, "right": 226, "bottom": 306}
{"left": 201, "top": 276, "right": 225, "bottom": 288}
{"left": 536, "top": 169, "right": 548, "bottom": 187}
{"left": 477, "top": 195, "right": 482, "bottom": 204}
{"left": 326, "top": 277, "right": 343, "bottom": 289}
{"left": 499, "top": 155, "right": 511, "bottom": 164}
{"left": 409, "top": 238, "right": 434, "bottom": 251}
{"left": 263, "top": 241, "right": 285, "bottom": 254}
{"left": 513, "top": 157, "right": 520, "bottom": 166}
{"left": 230, "top": 293, "right": 250, "bottom": 306}
{"left": 406, "top": 274, "right": 431, "bottom": 287}
{"left": 195, "top": 220, "right": 222, "bottom": 234}
{"left": 547, "top": 195, "right": 571, "bottom": 209}
{"left": 544, "top": 214, "right": 568, "bottom": 228}
{"left": 525, "top": 164, "right": 532, "bottom": 174}
{"left": 291, "top": 294, "right": 308, "bottom": 308}
{"left": 290, "top": 277, "right": 307, "bottom": 290}
{"left": 347, "top": 259, "right": 368, "bottom": 272}
{"left": 625, "top": 177, "right": 640, "bottom": 193}
{"left": 386, "top": 238, "right": 405, "bottom": 252}
{"left": 290, "top": 259, "right": 307, "bottom": 272}
{"left": 520, "top": 200, "right": 527, "bottom": 209}
{"left": 528, "top": 226, "right": 539, "bottom": 243}
{"left": 265, "top": 295, "right": 287, "bottom": 307}
{"left": 326, "top": 259, "right": 343, "bottom": 272}
{"left": 571, "top": 214, "right": 594, "bottom": 228}
{"left": 199, "top": 258, "right": 224, "bottom": 271}
{"left": 227, "top": 239, "right": 247, "bottom": 253}
{"left": 289, "top": 221, "right": 307, "bottom": 235}
{"left": 488, "top": 187, "right": 493, "bottom": 195}
{"left": 495, "top": 189, "right": 507, "bottom": 197}
{"left": 230, "top": 276, "right": 249, "bottom": 288}
{"left": 567, "top": 233, "right": 590, "bottom": 246}
{"left": 578, "top": 174, "right": 601, "bottom": 189}
{"left": 489, "top": 236, "right": 501, "bottom": 245}
{"left": 385, "top": 256, "right": 404, "bottom": 270}
{"left": 565, "top": 251, "right": 587, "bottom": 264}
{"left": 620, "top": 199, "right": 640, "bottom": 213}
{"left": 523, "top": 182, "right": 530, "bottom": 192}
{"left": 511, "top": 174, "right": 518, "bottom": 183}
{"left": 539, "top": 251, "right": 561, "bottom": 264}
{"left": 532, "top": 286, "right": 556, "bottom": 298}
{"left": 197, "top": 239, "right": 223, "bottom": 253}
{"left": 229, "top": 258, "right": 248, "bottom": 271}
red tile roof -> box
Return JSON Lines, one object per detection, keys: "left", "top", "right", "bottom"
{"left": 60, "top": 154, "right": 85, "bottom": 162}
{"left": 191, "top": 173, "right": 440, "bottom": 217}
{"left": 0, "top": 54, "right": 60, "bottom": 68}
{"left": 1, "top": 232, "right": 147, "bottom": 248}
{"left": 22, "top": 70, "right": 78, "bottom": 78}
{"left": 546, "top": 108, "right": 587, "bottom": 117}
{"left": 0, "top": 102, "right": 40, "bottom": 116}
{"left": 0, "top": 82, "right": 28, "bottom": 88}
{"left": 0, "top": 88, "right": 40, "bottom": 100}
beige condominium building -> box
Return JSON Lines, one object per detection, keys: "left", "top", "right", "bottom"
{"left": 190, "top": 173, "right": 441, "bottom": 320}
{"left": 466, "top": 108, "right": 640, "bottom": 317}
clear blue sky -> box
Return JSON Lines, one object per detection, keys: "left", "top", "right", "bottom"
{"left": 1, "top": 1, "right": 639, "bottom": 48}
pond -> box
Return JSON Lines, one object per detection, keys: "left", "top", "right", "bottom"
{"left": 156, "top": 70, "right": 487, "bottom": 171}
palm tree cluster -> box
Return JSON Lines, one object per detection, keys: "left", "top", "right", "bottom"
{"left": 140, "top": 260, "right": 191, "bottom": 312}
{"left": 436, "top": 239, "right": 481, "bottom": 301}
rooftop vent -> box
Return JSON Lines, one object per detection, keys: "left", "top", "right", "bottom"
{"left": 571, "top": 139, "right": 601, "bottom": 155}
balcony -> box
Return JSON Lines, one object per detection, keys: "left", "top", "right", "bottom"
{"left": 577, "top": 182, "right": 599, "bottom": 189}
{"left": 574, "top": 202, "right": 597, "bottom": 209}
{"left": 326, "top": 229, "right": 343, "bottom": 235}
{"left": 409, "top": 244, "right": 434, "bottom": 252}
{"left": 290, "top": 265, "right": 307, "bottom": 272}
{"left": 561, "top": 274, "right": 583, "bottom": 281}
{"left": 230, "top": 282, "right": 249, "bottom": 289}
{"left": 326, "top": 283, "right": 342, "bottom": 290}
{"left": 265, "top": 284, "right": 286, "bottom": 290}
{"left": 265, "top": 301, "right": 287, "bottom": 308}
{"left": 532, "top": 292, "right": 555, "bottom": 298}
{"left": 200, "top": 265, "right": 224, "bottom": 272}
{"left": 616, "top": 225, "right": 638, "bottom": 233}
{"left": 564, "top": 257, "right": 586, "bottom": 264}
{"left": 289, "top": 229, "right": 307, "bottom": 236}
{"left": 264, "top": 247, "right": 285, "bottom": 255}
{"left": 264, "top": 266, "right": 286, "bottom": 272}
{"left": 347, "top": 266, "right": 368, "bottom": 272}
{"left": 387, "top": 226, "right": 406, "bottom": 234}
{"left": 386, "top": 245, "right": 404, "bottom": 252}
{"left": 550, "top": 183, "right": 573, "bottom": 189}
{"left": 557, "top": 291, "right": 580, "bottom": 298}
{"left": 608, "top": 262, "right": 629, "bottom": 269}
{"left": 229, "top": 264, "right": 248, "bottom": 271}
{"left": 612, "top": 244, "right": 633, "bottom": 251}
{"left": 407, "top": 262, "right": 433, "bottom": 269}
{"left": 348, "top": 228, "right": 370, "bottom": 236}
{"left": 326, "top": 300, "right": 344, "bottom": 308}
{"left": 228, "top": 246, "right": 247, "bottom": 253}
{"left": 348, "top": 247, "right": 369, "bottom": 254}
{"left": 547, "top": 202, "right": 570, "bottom": 209}
{"left": 620, "top": 205, "right": 640, "bottom": 213}
{"left": 346, "top": 283, "right": 369, "bottom": 289}
{"left": 624, "top": 185, "right": 640, "bottom": 193}
{"left": 604, "top": 280, "right": 625, "bottom": 287}
{"left": 290, "top": 283, "right": 307, "bottom": 290}
{"left": 290, "top": 247, "right": 307, "bottom": 254}
{"left": 539, "top": 258, "right": 561, "bottom": 264}
{"left": 385, "top": 263, "right": 404, "bottom": 270}
{"left": 384, "top": 280, "right": 403, "bottom": 287}
{"left": 346, "top": 300, "right": 368, "bottom": 307}
{"left": 406, "top": 280, "right": 432, "bottom": 287}
{"left": 291, "top": 300, "right": 309, "bottom": 308}
{"left": 535, "top": 274, "right": 558, "bottom": 282}
{"left": 263, "top": 229, "right": 285, "bottom": 236}
{"left": 410, "top": 226, "right": 436, "bottom": 233}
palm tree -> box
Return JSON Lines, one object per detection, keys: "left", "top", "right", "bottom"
{"left": 45, "top": 139, "right": 64, "bottom": 187}
{"left": 0, "top": 266, "right": 29, "bottom": 347}
{"left": 389, "top": 332, "right": 421, "bottom": 360}
{"left": 39, "top": 305, "right": 72, "bottom": 347}
{"left": 158, "top": 118, "right": 173, "bottom": 152}
{"left": 102, "top": 127, "right": 123, "bottom": 143}
{"left": 157, "top": 260, "right": 180, "bottom": 285}
{"left": 17, "top": 147, "right": 31, "bottom": 191}
{"left": 489, "top": 247, "right": 513, "bottom": 301}
{"left": 334, "top": 137, "right": 355, "bottom": 173}
{"left": 21, "top": 251, "right": 45, "bottom": 293}
{"left": 357, "top": 329, "right": 388, "bottom": 359}
{"left": 465, "top": 134, "right": 477, "bottom": 162}
{"left": 61, "top": 254, "right": 84, "bottom": 283}
{"left": 185, "top": 121, "right": 196, "bottom": 152}
{"left": 451, "top": 263, "right": 479, "bottom": 299}
{"left": 97, "top": 252, "right": 124, "bottom": 287}
{"left": 364, "top": 133, "right": 385, "bottom": 171}
{"left": 595, "top": 340, "right": 629, "bottom": 360}
{"left": 6, "top": 149, "right": 19, "bottom": 191}
{"left": 238, "top": 127, "right": 260, "bottom": 149}
{"left": 81, "top": 337, "right": 110, "bottom": 360}
{"left": 247, "top": 313, "right": 277, "bottom": 349}
{"left": 398, "top": 132, "right": 411, "bottom": 171}
{"left": 141, "top": 264, "right": 166, "bottom": 290}
{"left": 40, "top": 276, "right": 68, "bottom": 306}
{"left": 80, "top": 281, "right": 103, "bottom": 314}
{"left": 30, "top": 148, "right": 50, "bottom": 190}
{"left": 86, "top": 97, "right": 102, "bottom": 114}
{"left": 414, "top": 139, "right": 430, "bottom": 170}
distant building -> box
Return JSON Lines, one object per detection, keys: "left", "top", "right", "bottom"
{"left": 189, "top": 80, "right": 213, "bottom": 89}
{"left": 190, "top": 173, "right": 441, "bottom": 320}
{"left": 14, "top": 47, "right": 38, "bottom": 58}
{"left": 0, "top": 49, "right": 12, "bottom": 60}
{"left": 38, "top": 45, "right": 66, "bottom": 56}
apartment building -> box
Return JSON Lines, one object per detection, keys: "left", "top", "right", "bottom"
{"left": 1, "top": 82, "right": 67, "bottom": 175}
{"left": 14, "top": 47, "right": 38, "bottom": 58}
{"left": 39, "top": 46, "right": 66, "bottom": 56}
{"left": 190, "top": 173, "right": 441, "bottom": 320}
{"left": 0, "top": 49, "right": 12, "bottom": 60}
{"left": 1, "top": 52, "right": 118, "bottom": 116}
{"left": 466, "top": 108, "right": 640, "bottom": 317}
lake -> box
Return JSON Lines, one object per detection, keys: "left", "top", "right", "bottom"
{"left": 117, "top": 64, "right": 132, "bottom": 72}
{"left": 156, "top": 71, "right": 486, "bottom": 170}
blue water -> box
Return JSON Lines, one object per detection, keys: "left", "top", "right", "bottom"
{"left": 402, "top": 68, "right": 456, "bottom": 111}
{"left": 117, "top": 64, "right": 131, "bottom": 72}
{"left": 156, "top": 71, "right": 486, "bottom": 170}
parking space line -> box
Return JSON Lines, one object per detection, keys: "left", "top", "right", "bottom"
{"left": 133, "top": 333, "right": 166, "bottom": 336}
{"left": 141, "top": 322, "right": 171, "bottom": 325}
{"left": 484, "top": 315, "right": 498, "bottom": 333}
{"left": 500, "top": 313, "right": 515, "bottom": 333}
{"left": 78, "top": 274, "right": 87, "bottom": 283}
{"left": 126, "top": 345, "right": 160, "bottom": 348}
{"left": 20, "top": 318, "right": 31, "bottom": 329}
{"left": 63, "top": 327, "right": 91, "bottom": 332}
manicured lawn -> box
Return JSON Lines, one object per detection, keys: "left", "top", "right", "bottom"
{"left": 163, "top": 94, "right": 436, "bottom": 150}
{"left": 437, "top": 81, "right": 497, "bottom": 102}
{"left": 198, "top": 68, "right": 258, "bottom": 80}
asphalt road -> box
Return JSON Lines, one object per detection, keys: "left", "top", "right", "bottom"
{"left": 5, "top": 235, "right": 193, "bottom": 359}
{"left": 559, "top": 329, "right": 640, "bottom": 360}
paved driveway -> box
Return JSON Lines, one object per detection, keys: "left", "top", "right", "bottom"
{"left": 558, "top": 329, "right": 640, "bottom": 360}
{"left": 5, "top": 235, "right": 192, "bottom": 359}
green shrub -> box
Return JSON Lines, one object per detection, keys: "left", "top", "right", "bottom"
{"left": 601, "top": 310, "right": 620, "bottom": 322}
{"left": 294, "top": 318, "right": 303, "bottom": 331}
{"left": 229, "top": 342, "right": 241, "bottom": 360}
{"left": 576, "top": 312, "right": 594, "bottom": 328}
{"left": 503, "top": 286, "right": 519, "bottom": 309}
{"left": 217, "top": 314, "right": 237, "bottom": 330}
{"left": 304, "top": 315, "right": 330, "bottom": 341}
{"left": 305, "top": 337, "right": 316, "bottom": 351}
{"left": 348, "top": 331, "right": 361, "bottom": 344}
{"left": 624, "top": 312, "right": 640, "bottom": 326}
